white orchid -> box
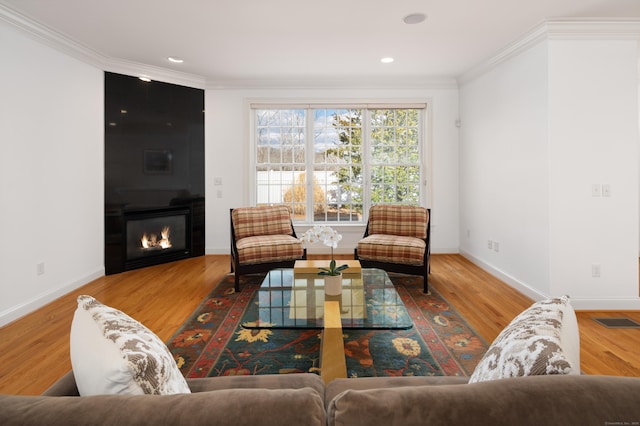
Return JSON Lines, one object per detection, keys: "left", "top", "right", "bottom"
{"left": 299, "top": 225, "right": 348, "bottom": 276}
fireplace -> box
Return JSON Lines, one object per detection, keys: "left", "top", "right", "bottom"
{"left": 124, "top": 206, "right": 191, "bottom": 270}
{"left": 105, "top": 197, "right": 204, "bottom": 275}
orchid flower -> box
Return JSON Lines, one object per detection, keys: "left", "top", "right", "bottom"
{"left": 299, "top": 225, "right": 348, "bottom": 276}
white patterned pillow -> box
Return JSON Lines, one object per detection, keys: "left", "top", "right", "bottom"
{"left": 70, "top": 295, "right": 190, "bottom": 396}
{"left": 468, "top": 295, "right": 579, "bottom": 383}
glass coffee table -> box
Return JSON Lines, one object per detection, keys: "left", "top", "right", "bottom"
{"left": 242, "top": 268, "right": 412, "bottom": 330}
{"left": 241, "top": 268, "right": 412, "bottom": 383}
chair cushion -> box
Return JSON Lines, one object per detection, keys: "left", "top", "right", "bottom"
{"left": 232, "top": 206, "right": 293, "bottom": 240}
{"left": 367, "top": 205, "right": 428, "bottom": 239}
{"left": 357, "top": 234, "right": 426, "bottom": 266}
{"left": 236, "top": 235, "right": 304, "bottom": 265}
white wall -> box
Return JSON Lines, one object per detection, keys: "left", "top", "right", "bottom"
{"left": 459, "top": 41, "right": 551, "bottom": 298}
{"left": 0, "top": 21, "right": 104, "bottom": 326}
{"left": 460, "top": 34, "right": 640, "bottom": 309}
{"left": 204, "top": 87, "right": 460, "bottom": 255}
{"left": 547, "top": 38, "right": 639, "bottom": 308}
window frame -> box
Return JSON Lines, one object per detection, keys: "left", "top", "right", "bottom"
{"left": 249, "top": 101, "right": 431, "bottom": 225}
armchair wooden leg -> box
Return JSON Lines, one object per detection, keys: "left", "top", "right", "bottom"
{"left": 423, "top": 266, "right": 429, "bottom": 293}
{"left": 234, "top": 273, "right": 240, "bottom": 292}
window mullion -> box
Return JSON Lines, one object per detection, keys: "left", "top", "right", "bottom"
{"left": 362, "top": 109, "right": 371, "bottom": 220}
{"left": 305, "top": 108, "right": 314, "bottom": 223}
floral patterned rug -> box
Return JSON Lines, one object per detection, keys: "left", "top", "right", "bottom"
{"left": 167, "top": 272, "right": 488, "bottom": 378}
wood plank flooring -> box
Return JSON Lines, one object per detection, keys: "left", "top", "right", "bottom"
{"left": 0, "top": 254, "right": 638, "bottom": 395}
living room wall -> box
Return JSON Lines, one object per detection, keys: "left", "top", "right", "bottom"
{"left": 0, "top": 20, "right": 104, "bottom": 326}
{"left": 459, "top": 40, "right": 551, "bottom": 298}
{"left": 203, "top": 86, "right": 461, "bottom": 256}
{"left": 459, "top": 29, "right": 640, "bottom": 310}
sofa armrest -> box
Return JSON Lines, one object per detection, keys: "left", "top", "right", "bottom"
{"left": 42, "top": 371, "right": 80, "bottom": 396}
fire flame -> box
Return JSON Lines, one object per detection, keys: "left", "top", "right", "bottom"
{"left": 141, "top": 226, "right": 172, "bottom": 250}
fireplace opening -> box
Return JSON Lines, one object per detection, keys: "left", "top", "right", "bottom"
{"left": 124, "top": 207, "right": 191, "bottom": 270}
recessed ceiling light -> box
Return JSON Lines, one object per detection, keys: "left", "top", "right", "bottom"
{"left": 380, "top": 57, "right": 394, "bottom": 64}
{"left": 168, "top": 57, "right": 184, "bottom": 63}
{"left": 403, "top": 13, "right": 427, "bottom": 25}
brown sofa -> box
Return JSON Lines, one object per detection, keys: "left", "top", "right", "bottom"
{"left": 1, "top": 372, "right": 639, "bottom": 425}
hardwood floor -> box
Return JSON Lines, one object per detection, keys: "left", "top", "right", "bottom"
{"left": 0, "top": 254, "right": 638, "bottom": 395}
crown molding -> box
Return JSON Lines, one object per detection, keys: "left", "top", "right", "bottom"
{"left": 0, "top": 2, "right": 206, "bottom": 89}
{"left": 458, "top": 18, "right": 640, "bottom": 87}
{"left": 104, "top": 58, "right": 206, "bottom": 89}
{"left": 0, "top": 2, "right": 105, "bottom": 68}
{"left": 205, "top": 76, "right": 459, "bottom": 91}
{"left": 545, "top": 18, "right": 640, "bottom": 39}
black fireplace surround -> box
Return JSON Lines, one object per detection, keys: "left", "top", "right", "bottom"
{"left": 105, "top": 72, "right": 205, "bottom": 274}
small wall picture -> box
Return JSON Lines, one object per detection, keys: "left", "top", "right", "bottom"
{"left": 144, "top": 150, "right": 172, "bottom": 174}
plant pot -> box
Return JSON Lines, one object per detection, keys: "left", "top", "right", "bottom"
{"left": 324, "top": 273, "right": 343, "bottom": 296}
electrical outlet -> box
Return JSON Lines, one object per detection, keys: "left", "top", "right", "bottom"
{"left": 487, "top": 240, "right": 493, "bottom": 250}
{"left": 592, "top": 264, "right": 601, "bottom": 278}
{"left": 494, "top": 242, "right": 500, "bottom": 252}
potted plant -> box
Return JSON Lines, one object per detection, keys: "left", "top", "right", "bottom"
{"left": 299, "top": 225, "right": 348, "bottom": 294}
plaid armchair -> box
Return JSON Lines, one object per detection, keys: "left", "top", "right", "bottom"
{"left": 230, "top": 206, "right": 306, "bottom": 291}
{"left": 354, "top": 205, "right": 431, "bottom": 292}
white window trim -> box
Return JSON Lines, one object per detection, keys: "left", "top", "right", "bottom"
{"left": 247, "top": 99, "right": 432, "bottom": 226}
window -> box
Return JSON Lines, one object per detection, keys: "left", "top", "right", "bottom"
{"left": 253, "top": 104, "right": 426, "bottom": 223}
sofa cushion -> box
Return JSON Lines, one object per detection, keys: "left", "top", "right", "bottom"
{"left": 236, "top": 235, "right": 304, "bottom": 264}
{"left": 356, "top": 234, "right": 426, "bottom": 265}
{"left": 367, "top": 205, "right": 428, "bottom": 239}
{"left": 326, "top": 375, "right": 640, "bottom": 426}
{"left": 232, "top": 205, "right": 293, "bottom": 240}
{"left": 1, "top": 387, "right": 326, "bottom": 426}
{"left": 187, "top": 373, "right": 325, "bottom": 395}
{"left": 70, "top": 295, "right": 190, "bottom": 396}
{"left": 468, "top": 295, "right": 579, "bottom": 383}
{"left": 325, "top": 376, "right": 468, "bottom": 410}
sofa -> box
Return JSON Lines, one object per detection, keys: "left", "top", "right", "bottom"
{"left": 1, "top": 371, "right": 640, "bottom": 425}
{"left": 3, "top": 293, "right": 638, "bottom": 425}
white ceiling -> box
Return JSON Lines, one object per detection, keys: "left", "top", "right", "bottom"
{"left": 2, "top": 0, "right": 640, "bottom": 86}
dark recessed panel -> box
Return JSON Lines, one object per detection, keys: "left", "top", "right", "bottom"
{"left": 104, "top": 72, "right": 205, "bottom": 274}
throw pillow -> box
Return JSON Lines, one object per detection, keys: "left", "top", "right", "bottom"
{"left": 468, "top": 295, "right": 579, "bottom": 383}
{"left": 70, "top": 295, "right": 190, "bottom": 396}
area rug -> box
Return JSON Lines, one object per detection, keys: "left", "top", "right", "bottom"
{"left": 167, "top": 273, "right": 488, "bottom": 378}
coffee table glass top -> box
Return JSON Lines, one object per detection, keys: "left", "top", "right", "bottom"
{"left": 242, "top": 268, "right": 412, "bottom": 330}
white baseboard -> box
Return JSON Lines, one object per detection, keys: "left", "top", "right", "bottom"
{"left": 431, "top": 248, "right": 460, "bottom": 254}
{"left": 459, "top": 249, "right": 640, "bottom": 310}
{"left": 569, "top": 298, "right": 640, "bottom": 310}
{"left": 459, "top": 249, "right": 548, "bottom": 302}
{"left": 0, "top": 268, "right": 104, "bottom": 327}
